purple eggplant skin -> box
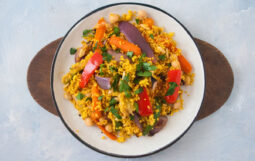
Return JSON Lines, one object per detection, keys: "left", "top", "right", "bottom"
{"left": 95, "top": 75, "right": 111, "bottom": 89}
{"left": 134, "top": 112, "right": 143, "bottom": 131}
{"left": 107, "top": 50, "right": 131, "bottom": 63}
{"left": 119, "top": 21, "right": 157, "bottom": 63}
{"left": 149, "top": 116, "right": 168, "bottom": 136}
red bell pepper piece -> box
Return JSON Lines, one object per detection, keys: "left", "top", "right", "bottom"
{"left": 165, "top": 70, "right": 182, "bottom": 104}
{"left": 79, "top": 52, "right": 103, "bottom": 88}
{"left": 137, "top": 87, "right": 153, "bottom": 116}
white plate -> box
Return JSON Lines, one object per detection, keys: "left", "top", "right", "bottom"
{"left": 51, "top": 3, "right": 205, "bottom": 158}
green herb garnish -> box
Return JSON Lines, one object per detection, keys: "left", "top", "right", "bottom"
{"left": 158, "top": 55, "right": 166, "bottom": 60}
{"left": 137, "top": 71, "right": 152, "bottom": 77}
{"left": 70, "top": 48, "right": 77, "bottom": 55}
{"left": 109, "top": 66, "right": 117, "bottom": 72}
{"left": 119, "top": 74, "right": 131, "bottom": 94}
{"left": 85, "top": 97, "right": 92, "bottom": 102}
{"left": 130, "top": 115, "right": 134, "bottom": 120}
{"left": 83, "top": 29, "right": 93, "bottom": 37}
{"left": 127, "top": 51, "right": 133, "bottom": 58}
{"left": 98, "top": 95, "right": 103, "bottom": 101}
{"left": 111, "top": 74, "right": 121, "bottom": 91}
{"left": 115, "top": 121, "right": 123, "bottom": 130}
{"left": 92, "top": 42, "right": 98, "bottom": 51}
{"left": 149, "top": 34, "right": 154, "bottom": 39}
{"left": 100, "top": 46, "right": 107, "bottom": 52}
{"left": 135, "top": 18, "right": 140, "bottom": 24}
{"left": 134, "top": 102, "right": 139, "bottom": 113}
{"left": 124, "top": 91, "right": 131, "bottom": 98}
{"left": 143, "top": 125, "right": 153, "bottom": 136}
{"left": 165, "top": 82, "right": 178, "bottom": 96}
{"left": 110, "top": 106, "right": 122, "bottom": 119}
{"left": 76, "top": 92, "right": 84, "bottom": 100}
{"left": 134, "top": 87, "right": 143, "bottom": 94}
{"left": 109, "top": 97, "right": 118, "bottom": 106}
{"left": 102, "top": 51, "right": 112, "bottom": 62}
{"left": 113, "top": 27, "right": 120, "bottom": 36}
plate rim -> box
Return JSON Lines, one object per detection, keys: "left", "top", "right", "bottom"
{"left": 50, "top": 2, "right": 206, "bottom": 158}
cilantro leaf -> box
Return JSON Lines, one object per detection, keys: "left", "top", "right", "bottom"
{"left": 109, "top": 97, "right": 118, "bottom": 106}
{"left": 100, "top": 46, "right": 107, "bottom": 52}
{"left": 148, "top": 65, "right": 157, "bottom": 71}
{"left": 76, "top": 92, "right": 84, "bottom": 100}
{"left": 111, "top": 74, "right": 121, "bottom": 91}
{"left": 110, "top": 106, "right": 122, "bottom": 119}
{"left": 135, "top": 18, "right": 140, "bottom": 24}
{"left": 102, "top": 52, "right": 112, "bottom": 62}
{"left": 109, "top": 66, "right": 117, "bottom": 72}
{"left": 98, "top": 95, "right": 103, "bottom": 100}
{"left": 113, "top": 27, "right": 120, "bottom": 36}
{"left": 149, "top": 34, "right": 154, "bottom": 39}
{"left": 83, "top": 29, "right": 93, "bottom": 37}
{"left": 127, "top": 51, "right": 133, "bottom": 58}
{"left": 165, "top": 82, "right": 178, "bottom": 96}
{"left": 70, "top": 48, "right": 77, "bottom": 55}
{"left": 125, "top": 91, "right": 131, "bottom": 98}
{"left": 134, "top": 102, "right": 139, "bottom": 113}
{"left": 134, "top": 87, "right": 143, "bottom": 94}
{"left": 143, "top": 125, "right": 153, "bottom": 136}
{"left": 85, "top": 97, "right": 92, "bottom": 102}
{"left": 158, "top": 55, "right": 166, "bottom": 60}
{"left": 115, "top": 121, "right": 123, "bottom": 130}
{"left": 137, "top": 71, "right": 152, "bottom": 77}
{"left": 92, "top": 42, "right": 98, "bottom": 51}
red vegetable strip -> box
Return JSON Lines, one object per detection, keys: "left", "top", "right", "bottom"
{"left": 137, "top": 87, "right": 153, "bottom": 116}
{"left": 165, "top": 70, "right": 182, "bottom": 104}
{"left": 79, "top": 52, "right": 103, "bottom": 88}
{"left": 178, "top": 55, "right": 192, "bottom": 74}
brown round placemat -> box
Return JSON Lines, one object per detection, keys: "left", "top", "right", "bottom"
{"left": 27, "top": 37, "right": 234, "bottom": 120}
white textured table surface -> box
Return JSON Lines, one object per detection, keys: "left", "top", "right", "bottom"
{"left": 0, "top": 0, "right": 255, "bottom": 161}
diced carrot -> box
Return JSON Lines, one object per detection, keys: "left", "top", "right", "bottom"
{"left": 143, "top": 18, "right": 154, "bottom": 27}
{"left": 178, "top": 55, "right": 192, "bottom": 74}
{"left": 109, "top": 36, "right": 142, "bottom": 55}
{"left": 97, "top": 125, "right": 117, "bottom": 140}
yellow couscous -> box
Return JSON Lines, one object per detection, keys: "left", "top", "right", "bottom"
{"left": 62, "top": 10, "right": 194, "bottom": 142}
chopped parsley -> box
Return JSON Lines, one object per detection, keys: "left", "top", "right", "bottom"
{"left": 76, "top": 92, "right": 84, "bottom": 100}
{"left": 137, "top": 71, "right": 152, "bottom": 77}
{"left": 127, "top": 51, "right": 133, "bottom": 58}
{"left": 85, "top": 97, "right": 92, "bottom": 102}
{"left": 92, "top": 42, "right": 98, "bottom": 51}
{"left": 111, "top": 74, "right": 121, "bottom": 91}
{"left": 70, "top": 48, "right": 77, "bottom": 55}
{"left": 134, "top": 102, "right": 139, "bottom": 113}
{"left": 158, "top": 55, "right": 166, "bottom": 60}
{"left": 119, "top": 74, "right": 131, "bottom": 94}
{"left": 165, "top": 82, "right": 178, "bottom": 96}
{"left": 110, "top": 106, "right": 122, "bottom": 119}
{"left": 83, "top": 29, "right": 93, "bottom": 37}
{"left": 102, "top": 51, "right": 112, "bottom": 62}
{"left": 134, "top": 87, "right": 143, "bottom": 94}
{"left": 135, "top": 18, "right": 140, "bottom": 24}
{"left": 98, "top": 95, "right": 103, "bottom": 101}
{"left": 149, "top": 34, "right": 154, "bottom": 39}
{"left": 143, "top": 125, "right": 153, "bottom": 136}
